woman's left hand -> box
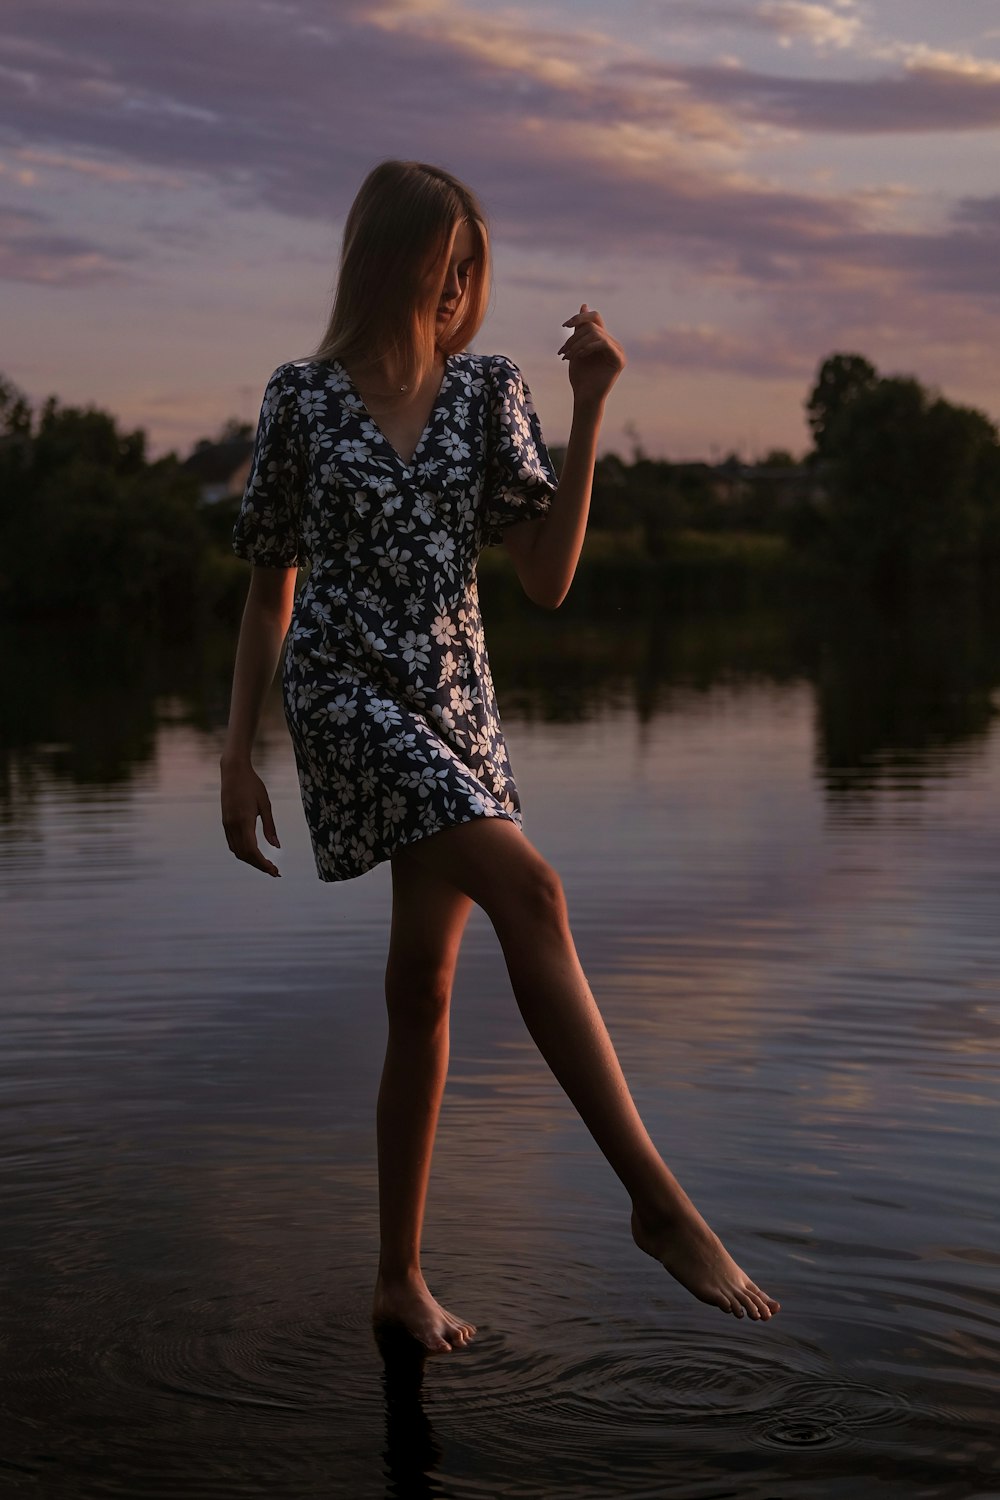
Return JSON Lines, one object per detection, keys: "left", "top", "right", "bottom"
{"left": 557, "top": 304, "right": 626, "bottom": 405}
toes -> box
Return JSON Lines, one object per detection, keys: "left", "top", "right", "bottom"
{"left": 739, "top": 1285, "right": 776, "bottom": 1320}
{"left": 737, "top": 1288, "right": 762, "bottom": 1319}
{"left": 747, "top": 1280, "right": 781, "bottom": 1314}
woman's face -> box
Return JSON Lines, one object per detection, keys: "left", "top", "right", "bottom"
{"left": 431, "top": 219, "right": 478, "bottom": 329}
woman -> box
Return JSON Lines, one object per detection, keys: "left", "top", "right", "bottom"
{"left": 221, "top": 160, "right": 779, "bottom": 1354}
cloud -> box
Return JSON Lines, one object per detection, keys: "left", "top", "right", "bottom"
{"left": 628, "top": 322, "right": 812, "bottom": 379}
{"left": 657, "top": 1, "right": 863, "bottom": 51}
{"left": 954, "top": 194, "right": 1000, "bottom": 230}
{"left": 0, "top": 0, "right": 998, "bottom": 365}
{"left": 0, "top": 205, "right": 136, "bottom": 285}
{"left": 606, "top": 53, "right": 1000, "bottom": 135}
{"left": 0, "top": 0, "right": 863, "bottom": 243}
{"left": 875, "top": 42, "right": 1000, "bottom": 83}
{"left": 9, "top": 146, "right": 186, "bottom": 187}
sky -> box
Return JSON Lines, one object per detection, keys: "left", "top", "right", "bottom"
{"left": 1, "top": 0, "right": 999, "bottom": 462}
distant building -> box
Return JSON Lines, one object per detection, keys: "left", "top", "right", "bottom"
{"left": 674, "top": 459, "right": 830, "bottom": 507}
{"left": 182, "top": 438, "right": 254, "bottom": 504}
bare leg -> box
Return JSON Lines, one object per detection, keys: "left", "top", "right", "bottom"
{"left": 395, "top": 820, "right": 780, "bottom": 1322}
{"left": 372, "top": 856, "right": 478, "bottom": 1353}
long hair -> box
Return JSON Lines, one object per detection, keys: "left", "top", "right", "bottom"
{"left": 311, "top": 160, "right": 492, "bottom": 392}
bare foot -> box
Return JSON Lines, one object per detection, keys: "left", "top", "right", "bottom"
{"left": 631, "top": 1205, "right": 780, "bottom": 1321}
{"left": 373, "top": 1272, "right": 477, "bottom": 1353}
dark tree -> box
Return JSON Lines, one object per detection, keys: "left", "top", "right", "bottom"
{"left": 820, "top": 375, "right": 1000, "bottom": 590}
{"left": 806, "top": 353, "right": 879, "bottom": 458}
{"left": 0, "top": 377, "right": 208, "bottom": 625}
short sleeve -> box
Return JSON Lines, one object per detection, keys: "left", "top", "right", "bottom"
{"left": 480, "top": 355, "right": 559, "bottom": 548}
{"left": 233, "top": 366, "right": 304, "bottom": 567}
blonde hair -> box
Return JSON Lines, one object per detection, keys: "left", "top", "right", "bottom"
{"left": 312, "top": 160, "right": 492, "bottom": 392}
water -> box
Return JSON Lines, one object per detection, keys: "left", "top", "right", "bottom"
{"left": 2, "top": 603, "right": 1000, "bottom": 1498}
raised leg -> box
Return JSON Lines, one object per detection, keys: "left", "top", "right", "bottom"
{"left": 394, "top": 818, "right": 780, "bottom": 1322}
{"left": 372, "top": 855, "right": 478, "bottom": 1353}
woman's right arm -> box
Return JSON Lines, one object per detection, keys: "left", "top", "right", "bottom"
{"left": 220, "top": 564, "right": 298, "bottom": 877}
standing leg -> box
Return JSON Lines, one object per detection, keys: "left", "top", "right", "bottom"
{"left": 372, "top": 855, "right": 478, "bottom": 1353}
{"left": 395, "top": 820, "right": 780, "bottom": 1322}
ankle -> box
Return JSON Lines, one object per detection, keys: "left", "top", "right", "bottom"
{"left": 631, "top": 1181, "right": 696, "bottom": 1232}
{"left": 376, "top": 1263, "right": 425, "bottom": 1290}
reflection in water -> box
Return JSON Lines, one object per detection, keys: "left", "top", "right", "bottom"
{"left": 2, "top": 597, "right": 1000, "bottom": 1497}
{"left": 5, "top": 594, "right": 1000, "bottom": 807}
{"left": 376, "top": 1329, "right": 446, "bottom": 1500}
{"left": 812, "top": 595, "right": 999, "bottom": 803}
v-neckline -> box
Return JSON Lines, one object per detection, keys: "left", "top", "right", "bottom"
{"left": 336, "top": 355, "right": 454, "bottom": 472}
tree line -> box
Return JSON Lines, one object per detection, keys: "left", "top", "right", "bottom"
{"left": 1, "top": 352, "right": 998, "bottom": 623}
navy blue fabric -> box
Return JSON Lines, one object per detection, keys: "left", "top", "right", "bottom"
{"left": 234, "top": 352, "right": 559, "bottom": 881}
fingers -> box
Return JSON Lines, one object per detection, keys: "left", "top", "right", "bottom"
{"left": 221, "top": 769, "right": 282, "bottom": 877}
{"left": 261, "top": 798, "right": 281, "bottom": 850}
{"left": 558, "top": 331, "right": 625, "bottom": 365}
{"left": 558, "top": 330, "right": 601, "bottom": 357}
{"left": 223, "top": 819, "right": 282, "bottom": 877}
{"left": 557, "top": 313, "right": 620, "bottom": 361}
{"left": 561, "top": 335, "right": 610, "bottom": 359}
{"left": 561, "top": 303, "right": 604, "bottom": 332}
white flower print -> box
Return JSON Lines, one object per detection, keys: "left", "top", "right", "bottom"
{"left": 360, "top": 626, "right": 388, "bottom": 655}
{"left": 441, "top": 429, "right": 471, "bottom": 462}
{"left": 382, "top": 789, "right": 407, "bottom": 824}
{"left": 337, "top": 437, "right": 372, "bottom": 464}
{"left": 401, "top": 765, "right": 452, "bottom": 798}
{"left": 431, "top": 612, "right": 457, "bottom": 646}
{"left": 426, "top": 530, "right": 455, "bottom": 564}
{"left": 368, "top": 698, "right": 401, "bottom": 729}
{"left": 470, "top": 725, "right": 493, "bottom": 759}
{"left": 331, "top": 770, "right": 354, "bottom": 801}
{"left": 450, "top": 683, "right": 475, "bottom": 715}
{"left": 399, "top": 631, "right": 431, "bottom": 670}
{"left": 288, "top": 618, "right": 317, "bottom": 647}
{"left": 385, "top": 731, "right": 421, "bottom": 760}
{"left": 298, "top": 389, "right": 326, "bottom": 419}
{"left": 373, "top": 543, "right": 412, "bottom": 585}
{"left": 327, "top": 693, "right": 357, "bottom": 725}
{"left": 430, "top": 702, "right": 457, "bottom": 733}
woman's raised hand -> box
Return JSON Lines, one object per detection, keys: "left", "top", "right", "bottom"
{"left": 557, "top": 304, "right": 626, "bottom": 405}
{"left": 221, "top": 761, "right": 282, "bottom": 877}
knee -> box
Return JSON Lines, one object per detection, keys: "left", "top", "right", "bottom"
{"left": 507, "top": 857, "right": 567, "bottom": 932}
{"left": 384, "top": 951, "right": 453, "bottom": 1030}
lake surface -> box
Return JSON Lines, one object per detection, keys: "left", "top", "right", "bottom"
{"left": 2, "top": 601, "right": 1000, "bottom": 1498}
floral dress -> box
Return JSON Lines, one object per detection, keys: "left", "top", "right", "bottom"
{"left": 233, "top": 351, "right": 559, "bottom": 881}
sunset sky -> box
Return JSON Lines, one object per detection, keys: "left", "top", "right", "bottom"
{"left": 2, "top": 0, "right": 998, "bottom": 462}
